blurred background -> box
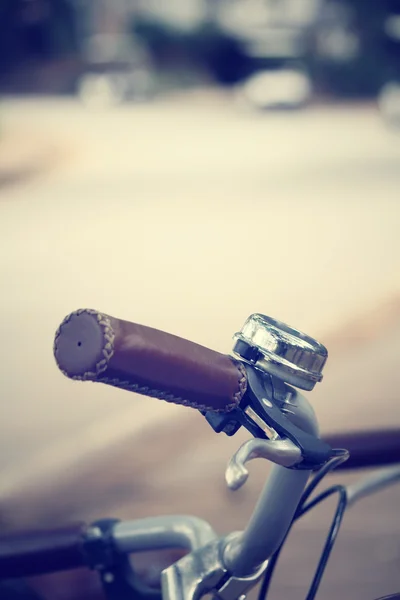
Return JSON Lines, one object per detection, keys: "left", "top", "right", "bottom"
{"left": 1, "top": 1, "right": 400, "bottom": 599}
{"left": 1, "top": 0, "right": 400, "bottom": 109}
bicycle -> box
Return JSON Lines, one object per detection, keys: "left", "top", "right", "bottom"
{"left": 1, "top": 309, "right": 400, "bottom": 600}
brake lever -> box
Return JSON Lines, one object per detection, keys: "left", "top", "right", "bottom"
{"left": 203, "top": 364, "right": 333, "bottom": 470}
{"left": 225, "top": 437, "right": 302, "bottom": 490}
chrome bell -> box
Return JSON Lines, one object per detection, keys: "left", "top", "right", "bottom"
{"left": 232, "top": 314, "right": 328, "bottom": 391}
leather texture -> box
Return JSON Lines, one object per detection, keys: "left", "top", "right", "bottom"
{"left": 54, "top": 309, "right": 247, "bottom": 412}
{"left": 0, "top": 523, "right": 87, "bottom": 578}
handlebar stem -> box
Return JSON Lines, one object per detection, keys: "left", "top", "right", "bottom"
{"left": 222, "top": 377, "right": 320, "bottom": 577}
{"left": 223, "top": 465, "right": 310, "bottom": 577}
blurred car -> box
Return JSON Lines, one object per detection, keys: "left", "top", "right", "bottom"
{"left": 237, "top": 68, "right": 312, "bottom": 110}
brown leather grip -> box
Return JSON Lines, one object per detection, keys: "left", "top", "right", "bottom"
{"left": 53, "top": 309, "right": 247, "bottom": 412}
{"left": 0, "top": 523, "right": 87, "bottom": 578}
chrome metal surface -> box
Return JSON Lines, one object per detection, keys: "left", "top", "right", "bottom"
{"left": 85, "top": 526, "right": 103, "bottom": 540}
{"left": 161, "top": 534, "right": 268, "bottom": 600}
{"left": 261, "top": 397, "right": 273, "bottom": 409}
{"left": 161, "top": 538, "right": 226, "bottom": 600}
{"left": 113, "top": 516, "right": 216, "bottom": 554}
{"left": 244, "top": 405, "right": 279, "bottom": 441}
{"left": 222, "top": 378, "right": 318, "bottom": 577}
{"left": 223, "top": 466, "right": 311, "bottom": 577}
{"left": 233, "top": 314, "right": 328, "bottom": 390}
{"left": 215, "top": 541, "right": 268, "bottom": 600}
{"left": 226, "top": 438, "right": 302, "bottom": 490}
{"left": 346, "top": 466, "right": 400, "bottom": 507}
{"left": 280, "top": 389, "right": 320, "bottom": 436}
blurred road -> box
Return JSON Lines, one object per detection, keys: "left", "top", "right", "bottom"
{"left": 0, "top": 93, "right": 400, "bottom": 599}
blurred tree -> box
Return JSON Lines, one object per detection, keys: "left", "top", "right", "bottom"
{"left": 309, "top": 0, "right": 391, "bottom": 97}
{"left": 382, "top": 0, "right": 400, "bottom": 81}
{"left": 0, "top": 0, "right": 79, "bottom": 91}
{"left": 191, "top": 22, "right": 252, "bottom": 84}
{"left": 131, "top": 14, "right": 251, "bottom": 85}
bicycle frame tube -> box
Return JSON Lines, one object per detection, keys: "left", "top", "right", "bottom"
{"left": 347, "top": 465, "right": 400, "bottom": 507}
{"left": 223, "top": 390, "right": 318, "bottom": 577}
{"left": 223, "top": 466, "right": 311, "bottom": 576}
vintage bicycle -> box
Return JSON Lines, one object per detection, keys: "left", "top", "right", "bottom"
{"left": 1, "top": 309, "right": 399, "bottom": 600}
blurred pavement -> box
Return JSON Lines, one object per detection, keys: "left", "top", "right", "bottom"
{"left": 0, "top": 92, "right": 400, "bottom": 599}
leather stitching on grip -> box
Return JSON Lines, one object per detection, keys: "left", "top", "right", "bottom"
{"left": 54, "top": 308, "right": 115, "bottom": 381}
{"left": 232, "top": 362, "right": 247, "bottom": 406}
{"left": 54, "top": 309, "right": 246, "bottom": 413}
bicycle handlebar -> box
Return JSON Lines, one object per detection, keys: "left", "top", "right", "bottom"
{"left": 54, "top": 309, "right": 247, "bottom": 413}
{"left": 323, "top": 428, "right": 400, "bottom": 470}
{"left": 0, "top": 523, "right": 87, "bottom": 579}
